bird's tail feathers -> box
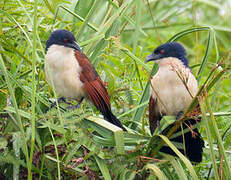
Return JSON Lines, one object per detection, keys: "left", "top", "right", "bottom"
{"left": 102, "top": 109, "right": 127, "bottom": 131}
{"left": 86, "top": 81, "right": 126, "bottom": 131}
{"left": 159, "top": 119, "right": 204, "bottom": 163}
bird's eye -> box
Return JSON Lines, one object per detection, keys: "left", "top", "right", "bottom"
{"left": 63, "top": 39, "right": 69, "bottom": 43}
{"left": 159, "top": 50, "right": 165, "bottom": 54}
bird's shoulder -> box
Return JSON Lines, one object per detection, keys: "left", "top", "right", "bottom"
{"left": 75, "top": 50, "right": 99, "bottom": 81}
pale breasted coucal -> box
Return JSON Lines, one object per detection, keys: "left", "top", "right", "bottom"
{"left": 146, "top": 42, "right": 204, "bottom": 162}
{"left": 45, "top": 29, "right": 126, "bottom": 131}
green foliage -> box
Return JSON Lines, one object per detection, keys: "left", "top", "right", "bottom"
{"left": 0, "top": 0, "right": 231, "bottom": 179}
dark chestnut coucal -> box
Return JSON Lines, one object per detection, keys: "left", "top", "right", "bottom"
{"left": 45, "top": 29, "right": 126, "bottom": 131}
{"left": 146, "top": 42, "right": 204, "bottom": 162}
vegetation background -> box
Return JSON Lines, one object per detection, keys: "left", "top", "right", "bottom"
{"left": 0, "top": 0, "right": 231, "bottom": 179}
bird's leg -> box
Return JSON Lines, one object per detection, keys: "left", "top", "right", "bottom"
{"left": 67, "top": 97, "right": 84, "bottom": 109}
{"left": 50, "top": 97, "right": 74, "bottom": 109}
{"left": 176, "top": 111, "right": 184, "bottom": 120}
{"left": 59, "top": 97, "right": 73, "bottom": 105}
{"left": 75, "top": 97, "right": 84, "bottom": 108}
{"left": 50, "top": 97, "right": 68, "bottom": 109}
{"left": 49, "top": 100, "right": 57, "bottom": 109}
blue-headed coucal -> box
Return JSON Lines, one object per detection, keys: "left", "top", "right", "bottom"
{"left": 145, "top": 42, "right": 204, "bottom": 162}
{"left": 45, "top": 29, "right": 126, "bottom": 131}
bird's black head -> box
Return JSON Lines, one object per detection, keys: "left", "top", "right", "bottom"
{"left": 145, "top": 42, "right": 189, "bottom": 67}
{"left": 46, "top": 29, "right": 81, "bottom": 52}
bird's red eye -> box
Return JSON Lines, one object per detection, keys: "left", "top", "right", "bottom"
{"left": 63, "top": 39, "right": 68, "bottom": 43}
{"left": 159, "top": 50, "right": 165, "bottom": 54}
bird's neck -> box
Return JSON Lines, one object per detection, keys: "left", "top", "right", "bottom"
{"left": 178, "top": 56, "right": 189, "bottom": 68}
{"left": 46, "top": 44, "right": 74, "bottom": 55}
{"left": 155, "top": 57, "right": 186, "bottom": 68}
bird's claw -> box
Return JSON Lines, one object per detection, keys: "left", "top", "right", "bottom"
{"left": 49, "top": 102, "right": 56, "bottom": 109}
{"left": 49, "top": 97, "right": 72, "bottom": 109}
{"left": 66, "top": 104, "right": 80, "bottom": 109}
{"left": 66, "top": 97, "right": 84, "bottom": 110}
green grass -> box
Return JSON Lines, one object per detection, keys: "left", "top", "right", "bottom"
{"left": 0, "top": 0, "right": 231, "bottom": 179}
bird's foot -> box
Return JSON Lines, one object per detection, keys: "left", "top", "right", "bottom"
{"left": 66, "top": 97, "right": 84, "bottom": 110}
{"left": 49, "top": 97, "right": 72, "bottom": 109}
{"left": 49, "top": 97, "right": 64, "bottom": 109}
{"left": 66, "top": 104, "right": 80, "bottom": 109}
{"left": 176, "top": 111, "right": 184, "bottom": 120}
{"left": 49, "top": 101, "right": 56, "bottom": 109}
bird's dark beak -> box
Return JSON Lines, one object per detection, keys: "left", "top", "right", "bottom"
{"left": 145, "top": 53, "right": 161, "bottom": 63}
{"left": 67, "top": 42, "right": 81, "bottom": 51}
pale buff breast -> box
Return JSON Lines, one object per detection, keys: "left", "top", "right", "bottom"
{"left": 150, "top": 57, "right": 198, "bottom": 116}
{"left": 45, "top": 45, "right": 85, "bottom": 99}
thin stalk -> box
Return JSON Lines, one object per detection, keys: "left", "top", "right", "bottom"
{"left": 197, "top": 30, "right": 213, "bottom": 78}
{"left": 54, "top": 5, "right": 99, "bottom": 32}
{"left": 106, "top": 0, "right": 147, "bottom": 36}
{"left": 146, "top": 0, "right": 162, "bottom": 43}
{"left": 205, "top": 93, "right": 231, "bottom": 178}
{"left": 39, "top": 154, "right": 45, "bottom": 180}
{"left": 192, "top": 0, "right": 199, "bottom": 64}
{"left": 48, "top": 126, "right": 61, "bottom": 180}
{"left": 199, "top": 95, "right": 219, "bottom": 180}
{"left": 76, "top": 0, "right": 98, "bottom": 38}
{"left": 100, "top": 3, "right": 112, "bottom": 26}
{"left": 133, "top": 0, "right": 143, "bottom": 90}
{"left": 213, "top": 30, "right": 219, "bottom": 62}
{"left": 117, "top": 100, "right": 149, "bottom": 118}
{"left": 13, "top": 133, "right": 20, "bottom": 180}
{"left": 28, "top": 0, "right": 37, "bottom": 179}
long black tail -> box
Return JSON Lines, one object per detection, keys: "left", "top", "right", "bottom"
{"left": 97, "top": 97, "right": 126, "bottom": 131}
{"left": 86, "top": 81, "right": 127, "bottom": 131}
{"left": 102, "top": 109, "right": 127, "bottom": 131}
{"left": 160, "top": 119, "right": 204, "bottom": 163}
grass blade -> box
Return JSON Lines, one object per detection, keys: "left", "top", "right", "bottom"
{"left": 28, "top": 0, "right": 38, "bottom": 178}
{"left": 48, "top": 126, "right": 61, "bottom": 180}
{"left": 158, "top": 135, "right": 199, "bottom": 180}
{"left": 145, "top": 164, "right": 168, "bottom": 180}
{"left": 199, "top": 96, "right": 219, "bottom": 179}
{"left": 54, "top": 5, "right": 99, "bottom": 32}
{"left": 95, "top": 156, "right": 112, "bottom": 180}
